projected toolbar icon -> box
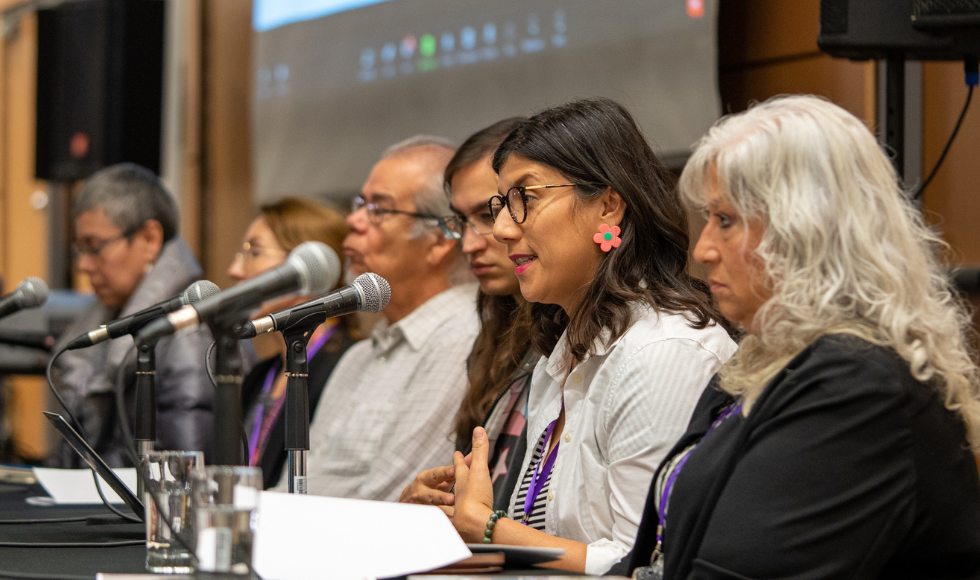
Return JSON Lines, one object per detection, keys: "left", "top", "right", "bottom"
{"left": 381, "top": 43, "right": 397, "bottom": 62}
{"left": 420, "top": 34, "right": 437, "bottom": 57}
{"left": 483, "top": 23, "right": 497, "bottom": 44}
{"left": 460, "top": 26, "right": 477, "bottom": 50}
{"left": 360, "top": 48, "right": 375, "bottom": 68}
{"left": 400, "top": 36, "right": 417, "bottom": 59}
{"left": 355, "top": 9, "right": 570, "bottom": 83}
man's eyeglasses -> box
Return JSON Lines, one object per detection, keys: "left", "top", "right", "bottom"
{"left": 71, "top": 234, "right": 130, "bottom": 261}
{"left": 487, "top": 184, "right": 578, "bottom": 224}
{"left": 352, "top": 195, "right": 461, "bottom": 240}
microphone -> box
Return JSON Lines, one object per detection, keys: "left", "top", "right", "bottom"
{"left": 0, "top": 277, "right": 49, "bottom": 320}
{"left": 0, "top": 329, "right": 56, "bottom": 351}
{"left": 135, "top": 241, "right": 341, "bottom": 343}
{"left": 64, "top": 279, "right": 221, "bottom": 350}
{"left": 236, "top": 273, "right": 390, "bottom": 338}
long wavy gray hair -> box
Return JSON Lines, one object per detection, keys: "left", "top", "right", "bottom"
{"left": 680, "top": 95, "right": 980, "bottom": 449}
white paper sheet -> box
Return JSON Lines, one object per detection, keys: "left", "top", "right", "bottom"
{"left": 254, "top": 491, "right": 472, "bottom": 580}
{"left": 33, "top": 467, "right": 138, "bottom": 504}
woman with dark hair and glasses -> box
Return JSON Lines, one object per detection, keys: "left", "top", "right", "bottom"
{"left": 399, "top": 117, "right": 537, "bottom": 514}
{"left": 447, "top": 98, "right": 737, "bottom": 574}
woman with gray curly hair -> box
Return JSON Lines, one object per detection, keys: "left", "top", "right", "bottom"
{"left": 621, "top": 95, "right": 980, "bottom": 579}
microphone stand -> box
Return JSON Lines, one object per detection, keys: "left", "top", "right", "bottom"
{"left": 133, "top": 337, "right": 159, "bottom": 498}
{"left": 210, "top": 317, "right": 246, "bottom": 466}
{"left": 281, "top": 316, "right": 321, "bottom": 494}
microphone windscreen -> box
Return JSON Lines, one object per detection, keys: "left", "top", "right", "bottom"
{"left": 288, "top": 241, "right": 341, "bottom": 296}
{"left": 354, "top": 273, "right": 390, "bottom": 314}
{"left": 183, "top": 280, "right": 220, "bottom": 304}
{"left": 18, "top": 277, "right": 49, "bottom": 308}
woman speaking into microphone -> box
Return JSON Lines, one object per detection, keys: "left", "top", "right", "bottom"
{"left": 447, "top": 99, "right": 737, "bottom": 574}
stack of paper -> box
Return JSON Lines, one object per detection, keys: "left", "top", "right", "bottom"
{"left": 254, "top": 491, "right": 471, "bottom": 580}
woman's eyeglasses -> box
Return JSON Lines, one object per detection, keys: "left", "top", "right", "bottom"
{"left": 71, "top": 234, "right": 130, "bottom": 261}
{"left": 233, "top": 241, "right": 286, "bottom": 266}
{"left": 487, "top": 184, "right": 577, "bottom": 224}
{"left": 352, "top": 195, "right": 461, "bottom": 240}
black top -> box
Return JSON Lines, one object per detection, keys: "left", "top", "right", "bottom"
{"left": 240, "top": 325, "right": 355, "bottom": 489}
{"left": 620, "top": 334, "right": 980, "bottom": 580}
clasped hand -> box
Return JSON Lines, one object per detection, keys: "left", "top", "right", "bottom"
{"left": 399, "top": 427, "right": 496, "bottom": 542}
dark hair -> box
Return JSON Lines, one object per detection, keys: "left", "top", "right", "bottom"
{"left": 444, "top": 117, "right": 524, "bottom": 190}
{"left": 444, "top": 117, "right": 535, "bottom": 448}
{"left": 492, "top": 98, "right": 732, "bottom": 362}
{"left": 74, "top": 163, "right": 179, "bottom": 242}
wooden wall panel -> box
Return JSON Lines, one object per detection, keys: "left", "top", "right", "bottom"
{"left": 718, "top": 0, "right": 823, "bottom": 65}
{"left": 720, "top": 55, "right": 874, "bottom": 123}
{"left": 0, "top": 7, "right": 52, "bottom": 460}
{"left": 921, "top": 62, "right": 980, "bottom": 264}
{"left": 718, "top": 0, "right": 875, "bottom": 124}
{"left": 203, "top": 0, "right": 254, "bottom": 290}
{"left": 178, "top": 0, "right": 204, "bottom": 258}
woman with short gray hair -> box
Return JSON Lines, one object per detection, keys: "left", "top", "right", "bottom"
{"left": 52, "top": 162, "right": 215, "bottom": 467}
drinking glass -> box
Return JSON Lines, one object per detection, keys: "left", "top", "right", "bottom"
{"left": 191, "top": 465, "right": 263, "bottom": 576}
{"left": 142, "top": 450, "right": 204, "bottom": 573}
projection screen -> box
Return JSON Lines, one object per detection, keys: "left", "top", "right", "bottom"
{"left": 252, "top": 0, "right": 719, "bottom": 202}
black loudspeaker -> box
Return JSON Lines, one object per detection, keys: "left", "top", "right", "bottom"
{"left": 35, "top": 0, "right": 164, "bottom": 182}
{"left": 913, "top": 0, "right": 980, "bottom": 29}
{"left": 817, "top": 0, "right": 979, "bottom": 60}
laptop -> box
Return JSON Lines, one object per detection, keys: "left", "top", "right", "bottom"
{"left": 43, "top": 411, "right": 145, "bottom": 521}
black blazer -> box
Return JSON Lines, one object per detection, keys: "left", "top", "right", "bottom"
{"left": 241, "top": 325, "right": 355, "bottom": 489}
{"left": 620, "top": 334, "right": 980, "bottom": 580}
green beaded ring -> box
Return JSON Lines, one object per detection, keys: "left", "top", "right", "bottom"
{"left": 482, "top": 510, "right": 508, "bottom": 544}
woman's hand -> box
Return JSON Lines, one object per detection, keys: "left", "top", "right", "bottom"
{"left": 399, "top": 464, "right": 457, "bottom": 508}
{"left": 451, "top": 426, "right": 496, "bottom": 543}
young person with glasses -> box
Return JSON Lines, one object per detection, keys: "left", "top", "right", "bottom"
{"left": 399, "top": 118, "right": 538, "bottom": 515}
{"left": 228, "top": 197, "right": 356, "bottom": 489}
{"left": 444, "top": 99, "right": 738, "bottom": 574}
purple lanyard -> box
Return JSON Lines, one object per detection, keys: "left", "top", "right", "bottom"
{"left": 522, "top": 398, "right": 564, "bottom": 524}
{"left": 248, "top": 324, "right": 336, "bottom": 465}
{"left": 656, "top": 400, "right": 743, "bottom": 546}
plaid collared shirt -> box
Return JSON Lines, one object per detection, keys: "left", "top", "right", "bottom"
{"left": 301, "top": 283, "right": 479, "bottom": 501}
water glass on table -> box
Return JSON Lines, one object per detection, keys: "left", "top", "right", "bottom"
{"left": 141, "top": 450, "right": 204, "bottom": 573}
{"left": 191, "top": 465, "right": 263, "bottom": 576}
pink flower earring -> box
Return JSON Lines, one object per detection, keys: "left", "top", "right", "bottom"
{"left": 593, "top": 224, "right": 621, "bottom": 252}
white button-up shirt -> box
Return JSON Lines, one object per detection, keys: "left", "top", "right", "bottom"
{"left": 301, "top": 283, "right": 479, "bottom": 501}
{"left": 506, "top": 305, "right": 737, "bottom": 574}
